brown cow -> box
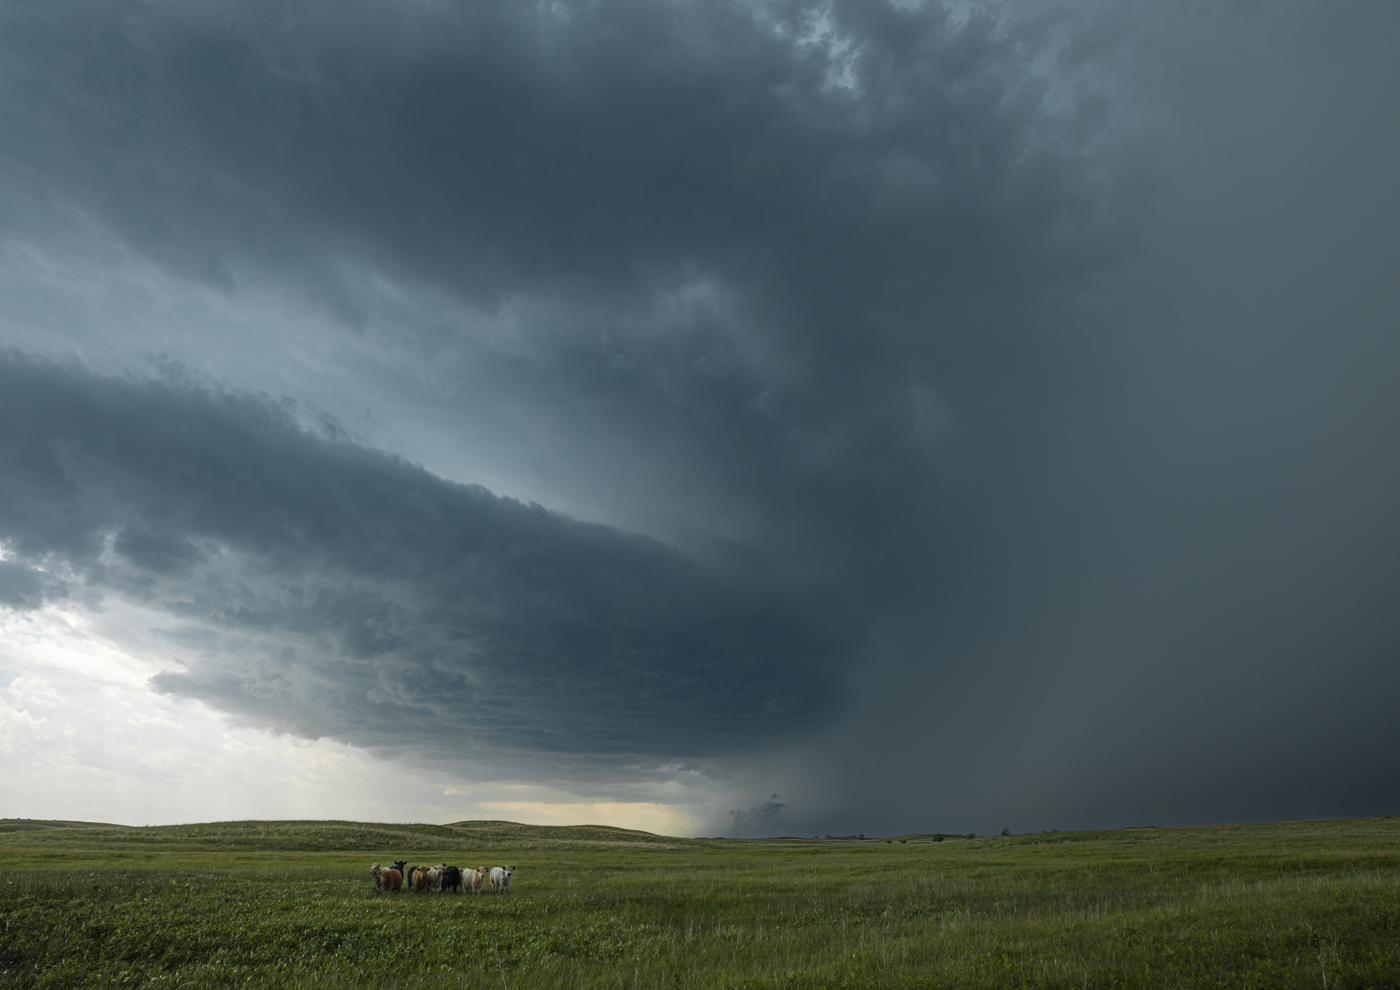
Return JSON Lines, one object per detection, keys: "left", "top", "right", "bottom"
{"left": 369, "top": 862, "right": 403, "bottom": 893}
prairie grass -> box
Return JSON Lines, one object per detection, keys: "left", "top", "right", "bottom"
{"left": 1, "top": 817, "right": 1397, "bottom": 988}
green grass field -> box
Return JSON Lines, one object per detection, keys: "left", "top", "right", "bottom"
{"left": 2, "top": 817, "right": 1397, "bottom": 989}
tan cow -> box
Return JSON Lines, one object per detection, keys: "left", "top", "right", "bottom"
{"left": 369, "top": 863, "right": 403, "bottom": 893}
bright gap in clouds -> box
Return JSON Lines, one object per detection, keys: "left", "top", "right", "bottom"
{"left": 0, "top": 604, "right": 704, "bottom": 834}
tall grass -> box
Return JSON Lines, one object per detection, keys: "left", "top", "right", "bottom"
{"left": 1, "top": 818, "right": 1397, "bottom": 988}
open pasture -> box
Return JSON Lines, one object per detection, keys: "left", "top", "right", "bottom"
{"left": 2, "top": 817, "right": 1398, "bottom": 989}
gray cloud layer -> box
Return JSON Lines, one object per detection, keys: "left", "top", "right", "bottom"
{"left": 0, "top": 353, "right": 850, "bottom": 763}
{"left": 1, "top": 0, "right": 1398, "bottom": 830}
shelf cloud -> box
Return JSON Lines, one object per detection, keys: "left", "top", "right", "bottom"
{"left": 0, "top": 354, "right": 852, "bottom": 767}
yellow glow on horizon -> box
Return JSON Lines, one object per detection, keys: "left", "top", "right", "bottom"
{"left": 477, "top": 800, "right": 704, "bottom": 837}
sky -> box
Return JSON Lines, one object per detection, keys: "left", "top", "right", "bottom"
{"left": 1, "top": 0, "right": 1398, "bottom": 837}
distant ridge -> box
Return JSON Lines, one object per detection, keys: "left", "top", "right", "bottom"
{"left": 0, "top": 819, "right": 126, "bottom": 833}
{"left": 0, "top": 819, "right": 699, "bottom": 852}
{"left": 7, "top": 818, "right": 1393, "bottom": 851}
{"left": 442, "top": 820, "right": 679, "bottom": 844}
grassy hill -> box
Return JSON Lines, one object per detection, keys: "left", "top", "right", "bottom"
{"left": 0, "top": 819, "right": 125, "bottom": 833}
{"left": 0, "top": 817, "right": 704, "bottom": 868}
{"left": 0, "top": 817, "right": 996, "bottom": 860}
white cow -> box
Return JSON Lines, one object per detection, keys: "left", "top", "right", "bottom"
{"left": 489, "top": 865, "right": 515, "bottom": 893}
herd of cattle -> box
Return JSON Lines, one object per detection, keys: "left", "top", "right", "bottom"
{"left": 369, "top": 861, "right": 515, "bottom": 895}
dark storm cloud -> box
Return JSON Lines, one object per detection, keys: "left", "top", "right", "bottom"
{"left": 3, "top": 0, "right": 1398, "bottom": 830}
{"left": 722, "top": 1, "right": 1400, "bottom": 835}
{"left": 0, "top": 0, "right": 1139, "bottom": 787}
{"left": 0, "top": 0, "right": 1121, "bottom": 302}
{"left": 0, "top": 0, "right": 1132, "bottom": 710}
{"left": 0, "top": 353, "right": 851, "bottom": 762}
{"left": 0, "top": 0, "right": 1137, "bottom": 602}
